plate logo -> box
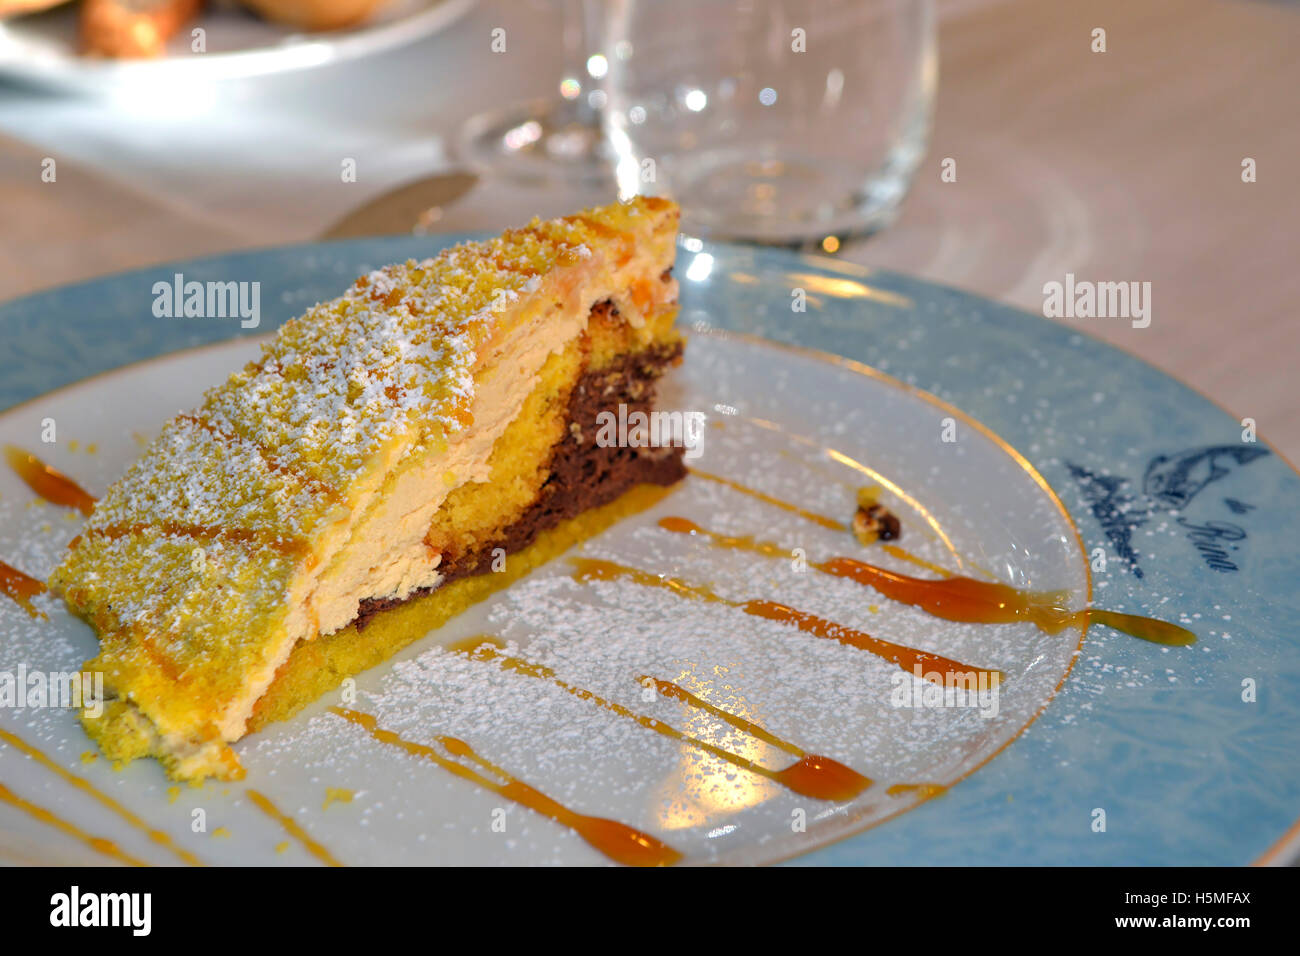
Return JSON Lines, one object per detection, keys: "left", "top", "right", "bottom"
{"left": 1066, "top": 444, "right": 1269, "bottom": 577}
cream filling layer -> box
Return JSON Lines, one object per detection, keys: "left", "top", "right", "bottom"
{"left": 307, "top": 297, "right": 585, "bottom": 637}
{"left": 199, "top": 248, "right": 675, "bottom": 750}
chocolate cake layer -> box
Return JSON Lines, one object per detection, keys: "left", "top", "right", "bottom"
{"left": 353, "top": 336, "right": 685, "bottom": 630}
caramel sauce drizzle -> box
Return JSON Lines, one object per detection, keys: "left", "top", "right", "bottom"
{"left": 692, "top": 466, "right": 989, "bottom": 579}
{"left": 126, "top": 623, "right": 184, "bottom": 684}
{"left": 5, "top": 441, "right": 304, "bottom": 562}
{"left": 0, "top": 779, "right": 146, "bottom": 866}
{"left": 572, "top": 215, "right": 636, "bottom": 268}
{"left": 659, "top": 516, "right": 1197, "bottom": 647}
{"left": 4, "top": 445, "right": 96, "bottom": 515}
{"left": 0, "top": 727, "right": 202, "bottom": 866}
{"left": 636, "top": 674, "right": 872, "bottom": 801}
{"left": 573, "top": 214, "right": 618, "bottom": 238}
{"left": 819, "top": 558, "right": 1195, "bottom": 645}
{"left": 490, "top": 249, "right": 542, "bottom": 279}
{"left": 0, "top": 558, "right": 47, "bottom": 618}
{"left": 330, "top": 706, "right": 680, "bottom": 867}
{"left": 246, "top": 789, "right": 344, "bottom": 867}
{"left": 178, "top": 413, "right": 343, "bottom": 504}
{"left": 80, "top": 522, "right": 307, "bottom": 557}
{"left": 879, "top": 543, "right": 952, "bottom": 578}
{"left": 570, "top": 557, "right": 1001, "bottom": 687}
{"left": 742, "top": 601, "right": 1004, "bottom": 685}
{"left": 886, "top": 782, "right": 949, "bottom": 801}
{"left": 686, "top": 469, "right": 956, "bottom": 574}
{"left": 460, "top": 642, "right": 871, "bottom": 802}
{"left": 1076, "top": 610, "right": 1198, "bottom": 646}
{"left": 688, "top": 468, "right": 846, "bottom": 531}
{"left": 447, "top": 633, "right": 505, "bottom": 654}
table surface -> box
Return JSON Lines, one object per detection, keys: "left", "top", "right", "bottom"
{"left": 1, "top": 0, "right": 1297, "bottom": 461}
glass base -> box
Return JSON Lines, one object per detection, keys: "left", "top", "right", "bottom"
{"left": 454, "top": 98, "right": 613, "bottom": 188}
{"left": 659, "top": 144, "right": 923, "bottom": 247}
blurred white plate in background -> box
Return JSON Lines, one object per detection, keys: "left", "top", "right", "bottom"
{"left": 0, "top": 0, "right": 473, "bottom": 93}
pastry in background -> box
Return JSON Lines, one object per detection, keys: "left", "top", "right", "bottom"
{"left": 238, "top": 0, "right": 386, "bottom": 32}
{"left": 6, "top": 0, "right": 392, "bottom": 59}
{"left": 0, "top": 0, "right": 74, "bottom": 18}
{"left": 79, "top": 0, "right": 203, "bottom": 57}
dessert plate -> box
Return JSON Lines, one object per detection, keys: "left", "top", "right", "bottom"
{"left": 0, "top": 238, "right": 1297, "bottom": 866}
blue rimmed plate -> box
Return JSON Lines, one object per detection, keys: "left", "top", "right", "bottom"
{"left": 0, "top": 238, "right": 1295, "bottom": 866}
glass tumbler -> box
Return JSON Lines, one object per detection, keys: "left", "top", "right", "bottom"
{"left": 602, "top": 0, "right": 936, "bottom": 244}
{"left": 455, "top": 0, "right": 612, "bottom": 187}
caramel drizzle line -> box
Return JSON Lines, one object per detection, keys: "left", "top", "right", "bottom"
{"left": 246, "top": 789, "right": 344, "bottom": 867}
{"left": 459, "top": 644, "right": 871, "bottom": 802}
{"left": 689, "top": 468, "right": 956, "bottom": 575}
{"left": 879, "top": 543, "right": 953, "bottom": 579}
{"left": 659, "top": 516, "right": 1196, "bottom": 647}
{"left": 573, "top": 215, "right": 636, "bottom": 267}
{"left": 0, "top": 727, "right": 203, "bottom": 866}
{"left": 80, "top": 521, "right": 306, "bottom": 557}
{"left": 688, "top": 467, "right": 846, "bottom": 531}
{"left": 569, "top": 558, "right": 1002, "bottom": 687}
{"left": 3, "top": 445, "right": 96, "bottom": 515}
{"left": 658, "top": 513, "right": 959, "bottom": 595}
{"left": 886, "top": 783, "right": 949, "bottom": 801}
{"left": 7, "top": 423, "right": 314, "bottom": 557}
{"left": 119, "top": 620, "right": 183, "bottom": 684}
{"left": 573, "top": 214, "right": 618, "bottom": 239}
{"left": 330, "top": 707, "right": 681, "bottom": 867}
{"left": 244, "top": 329, "right": 461, "bottom": 415}
{"left": 744, "top": 423, "right": 969, "bottom": 565}
{"left": 178, "top": 413, "right": 343, "bottom": 505}
{"left": 0, "top": 558, "right": 48, "bottom": 619}
{"left": 0, "top": 779, "right": 147, "bottom": 866}
{"left": 639, "top": 675, "right": 802, "bottom": 757}
{"left": 63, "top": 420, "right": 315, "bottom": 678}
{"left": 654, "top": 516, "right": 952, "bottom": 583}
{"left": 636, "top": 674, "right": 873, "bottom": 801}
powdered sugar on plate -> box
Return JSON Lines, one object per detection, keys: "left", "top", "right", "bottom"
{"left": 3, "top": 332, "right": 1099, "bottom": 865}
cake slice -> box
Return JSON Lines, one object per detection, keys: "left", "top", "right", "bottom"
{"left": 50, "top": 197, "right": 685, "bottom": 783}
